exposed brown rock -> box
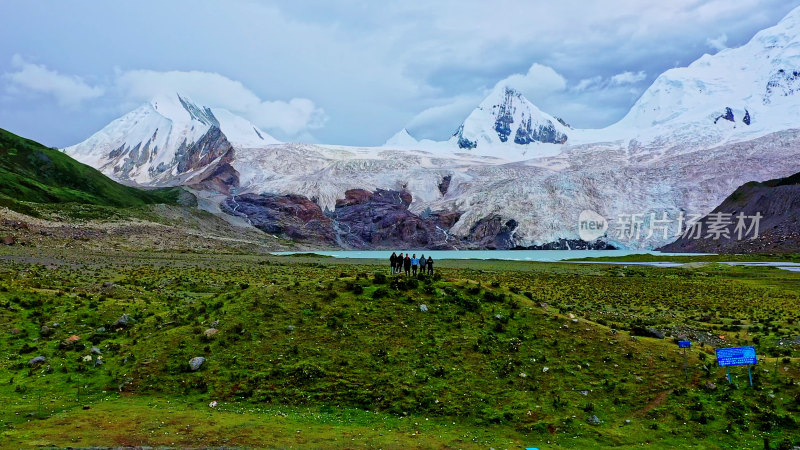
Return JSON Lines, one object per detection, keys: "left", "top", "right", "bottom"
{"left": 659, "top": 171, "right": 800, "bottom": 253}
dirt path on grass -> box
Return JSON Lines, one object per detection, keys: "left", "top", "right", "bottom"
{"left": 634, "top": 389, "right": 672, "bottom": 418}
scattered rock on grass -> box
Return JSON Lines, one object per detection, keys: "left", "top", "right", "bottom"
{"left": 91, "top": 347, "right": 102, "bottom": 355}
{"left": 60, "top": 335, "right": 82, "bottom": 350}
{"left": 189, "top": 356, "right": 206, "bottom": 371}
{"left": 204, "top": 328, "right": 219, "bottom": 338}
{"left": 114, "top": 314, "right": 134, "bottom": 328}
{"left": 29, "top": 356, "right": 46, "bottom": 367}
{"left": 587, "top": 415, "right": 602, "bottom": 425}
{"left": 419, "top": 304, "right": 429, "bottom": 312}
{"left": 40, "top": 325, "right": 52, "bottom": 337}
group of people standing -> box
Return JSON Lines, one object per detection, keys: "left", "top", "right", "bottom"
{"left": 390, "top": 252, "right": 434, "bottom": 276}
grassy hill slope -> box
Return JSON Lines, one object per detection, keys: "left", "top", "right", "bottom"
{"left": 0, "top": 128, "right": 179, "bottom": 214}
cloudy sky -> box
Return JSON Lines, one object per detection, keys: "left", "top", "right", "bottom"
{"left": 1, "top": 0, "right": 799, "bottom": 147}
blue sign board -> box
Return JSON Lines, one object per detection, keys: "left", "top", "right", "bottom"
{"left": 716, "top": 346, "right": 757, "bottom": 367}
{"left": 678, "top": 340, "right": 691, "bottom": 348}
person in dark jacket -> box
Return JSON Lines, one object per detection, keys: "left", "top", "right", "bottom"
{"left": 404, "top": 254, "right": 411, "bottom": 276}
{"left": 396, "top": 253, "right": 404, "bottom": 274}
{"left": 390, "top": 252, "right": 398, "bottom": 275}
{"left": 426, "top": 256, "right": 434, "bottom": 275}
{"left": 419, "top": 254, "right": 427, "bottom": 276}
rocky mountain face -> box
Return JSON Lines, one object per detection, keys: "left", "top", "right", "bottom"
{"left": 223, "top": 193, "right": 336, "bottom": 244}
{"left": 62, "top": 7, "right": 800, "bottom": 251}
{"left": 658, "top": 172, "right": 800, "bottom": 253}
{"left": 220, "top": 188, "right": 554, "bottom": 250}
{"left": 331, "top": 189, "right": 447, "bottom": 249}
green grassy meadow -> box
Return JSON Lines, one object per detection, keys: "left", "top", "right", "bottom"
{"left": 1, "top": 249, "right": 799, "bottom": 448}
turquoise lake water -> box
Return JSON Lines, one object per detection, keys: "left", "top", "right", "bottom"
{"left": 271, "top": 250, "right": 701, "bottom": 262}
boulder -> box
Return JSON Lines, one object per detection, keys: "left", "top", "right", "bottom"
{"left": 113, "top": 314, "right": 134, "bottom": 328}
{"left": 189, "top": 356, "right": 206, "bottom": 371}
{"left": 419, "top": 304, "right": 429, "bottom": 312}
{"left": 587, "top": 415, "right": 602, "bottom": 425}
{"left": 1, "top": 236, "right": 15, "bottom": 246}
{"left": 204, "top": 328, "right": 219, "bottom": 338}
{"left": 28, "top": 356, "right": 46, "bottom": 367}
{"left": 60, "top": 335, "right": 82, "bottom": 350}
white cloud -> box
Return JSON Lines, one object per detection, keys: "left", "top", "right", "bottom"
{"left": 3, "top": 55, "right": 104, "bottom": 107}
{"left": 571, "top": 71, "right": 647, "bottom": 92}
{"left": 610, "top": 71, "right": 647, "bottom": 85}
{"left": 405, "top": 94, "right": 484, "bottom": 139}
{"left": 114, "top": 69, "right": 327, "bottom": 136}
{"left": 493, "top": 63, "right": 567, "bottom": 100}
{"left": 706, "top": 33, "right": 728, "bottom": 52}
{"left": 573, "top": 76, "right": 603, "bottom": 92}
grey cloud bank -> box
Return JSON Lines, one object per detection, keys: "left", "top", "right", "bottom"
{"left": 0, "top": 0, "right": 798, "bottom": 147}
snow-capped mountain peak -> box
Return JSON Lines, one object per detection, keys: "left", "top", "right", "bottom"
{"left": 599, "top": 5, "right": 800, "bottom": 147}
{"left": 150, "top": 93, "right": 219, "bottom": 127}
{"left": 451, "top": 86, "right": 569, "bottom": 149}
{"left": 65, "top": 93, "right": 279, "bottom": 185}
{"left": 383, "top": 128, "right": 419, "bottom": 147}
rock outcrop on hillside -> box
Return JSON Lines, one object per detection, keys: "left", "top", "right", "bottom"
{"left": 223, "top": 193, "right": 336, "bottom": 244}
{"left": 658, "top": 172, "right": 800, "bottom": 253}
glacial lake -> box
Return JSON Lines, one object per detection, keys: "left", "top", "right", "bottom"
{"left": 271, "top": 250, "right": 701, "bottom": 262}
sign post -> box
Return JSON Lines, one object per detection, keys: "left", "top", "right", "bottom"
{"left": 716, "top": 346, "right": 758, "bottom": 387}
{"left": 678, "top": 341, "right": 691, "bottom": 380}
